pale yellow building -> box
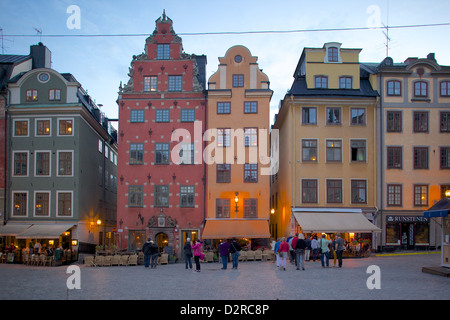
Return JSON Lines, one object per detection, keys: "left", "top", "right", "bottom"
{"left": 202, "top": 46, "right": 273, "bottom": 246}
{"left": 271, "top": 42, "right": 380, "bottom": 244}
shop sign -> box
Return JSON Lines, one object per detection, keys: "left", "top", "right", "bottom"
{"left": 386, "top": 216, "right": 429, "bottom": 223}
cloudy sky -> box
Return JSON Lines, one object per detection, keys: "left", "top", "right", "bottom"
{"left": 1, "top": 0, "right": 449, "bottom": 128}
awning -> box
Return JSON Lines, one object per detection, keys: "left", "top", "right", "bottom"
{"left": 292, "top": 208, "right": 381, "bottom": 233}
{"left": 0, "top": 223, "right": 32, "bottom": 236}
{"left": 15, "top": 224, "right": 74, "bottom": 239}
{"left": 202, "top": 219, "right": 270, "bottom": 239}
{"left": 424, "top": 198, "right": 450, "bottom": 218}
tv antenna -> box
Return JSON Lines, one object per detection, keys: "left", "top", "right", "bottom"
{"left": 34, "top": 27, "right": 42, "bottom": 42}
{"left": 382, "top": 0, "right": 391, "bottom": 57}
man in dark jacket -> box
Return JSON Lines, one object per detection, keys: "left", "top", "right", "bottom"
{"left": 143, "top": 238, "right": 152, "bottom": 268}
{"left": 295, "top": 234, "right": 307, "bottom": 270}
{"left": 229, "top": 238, "right": 241, "bottom": 269}
{"left": 149, "top": 240, "right": 159, "bottom": 269}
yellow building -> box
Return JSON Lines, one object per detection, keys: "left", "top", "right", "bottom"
{"left": 271, "top": 42, "right": 380, "bottom": 244}
{"left": 202, "top": 45, "right": 273, "bottom": 246}
{"left": 373, "top": 53, "right": 450, "bottom": 251}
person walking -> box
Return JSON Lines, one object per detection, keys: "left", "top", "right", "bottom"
{"left": 335, "top": 234, "right": 345, "bottom": 268}
{"left": 291, "top": 233, "right": 299, "bottom": 266}
{"left": 274, "top": 238, "right": 281, "bottom": 269}
{"left": 183, "top": 238, "right": 193, "bottom": 270}
{"left": 295, "top": 233, "right": 306, "bottom": 270}
{"left": 142, "top": 238, "right": 152, "bottom": 268}
{"left": 330, "top": 235, "right": 337, "bottom": 267}
{"left": 319, "top": 234, "right": 331, "bottom": 268}
{"left": 149, "top": 240, "right": 159, "bottom": 269}
{"left": 278, "top": 237, "right": 289, "bottom": 271}
{"left": 304, "top": 235, "right": 311, "bottom": 261}
{"left": 191, "top": 239, "right": 203, "bottom": 272}
{"left": 311, "top": 236, "right": 319, "bottom": 262}
{"left": 219, "top": 240, "right": 230, "bottom": 270}
{"left": 229, "top": 238, "right": 241, "bottom": 269}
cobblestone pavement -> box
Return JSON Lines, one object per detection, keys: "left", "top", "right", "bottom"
{"left": 0, "top": 252, "right": 449, "bottom": 301}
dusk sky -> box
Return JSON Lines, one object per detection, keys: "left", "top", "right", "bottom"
{"left": 1, "top": 0, "right": 449, "bottom": 128}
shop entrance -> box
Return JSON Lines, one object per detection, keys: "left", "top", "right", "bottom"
{"left": 156, "top": 232, "right": 168, "bottom": 253}
{"left": 400, "top": 223, "right": 414, "bottom": 250}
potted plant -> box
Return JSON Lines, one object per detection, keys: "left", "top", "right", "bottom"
{"left": 168, "top": 254, "right": 177, "bottom": 264}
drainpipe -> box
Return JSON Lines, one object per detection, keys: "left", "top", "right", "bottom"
{"left": 378, "top": 68, "right": 384, "bottom": 252}
{"left": 1, "top": 89, "right": 10, "bottom": 226}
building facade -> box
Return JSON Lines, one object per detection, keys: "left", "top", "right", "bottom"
{"left": 271, "top": 42, "right": 380, "bottom": 244}
{"left": 1, "top": 43, "right": 118, "bottom": 258}
{"left": 117, "top": 12, "right": 207, "bottom": 257}
{"left": 202, "top": 45, "right": 272, "bottom": 247}
{"left": 373, "top": 53, "right": 450, "bottom": 250}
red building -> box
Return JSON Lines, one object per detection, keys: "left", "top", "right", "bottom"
{"left": 117, "top": 12, "right": 207, "bottom": 257}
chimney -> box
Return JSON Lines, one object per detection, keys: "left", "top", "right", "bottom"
{"left": 30, "top": 42, "right": 52, "bottom": 69}
{"left": 427, "top": 53, "right": 436, "bottom": 62}
{"left": 404, "top": 57, "right": 418, "bottom": 64}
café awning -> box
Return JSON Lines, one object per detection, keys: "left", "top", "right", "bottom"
{"left": 424, "top": 198, "right": 450, "bottom": 218}
{"left": 292, "top": 208, "right": 381, "bottom": 233}
{"left": 15, "top": 224, "right": 74, "bottom": 239}
{"left": 202, "top": 219, "right": 270, "bottom": 239}
{"left": 0, "top": 223, "right": 32, "bottom": 236}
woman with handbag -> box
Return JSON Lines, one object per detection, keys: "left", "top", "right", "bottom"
{"left": 191, "top": 239, "right": 203, "bottom": 272}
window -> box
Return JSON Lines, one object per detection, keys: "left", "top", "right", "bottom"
{"left": 35, "top": 151, "right": 50, "bottom": 176}
{"left": 328, "top": 47, "right": 338, "bottom": 62}
{"left": 168, "top": 75, "right": 182, "bottom": 91}
{"left": 326, "top": 140, "right": 342, "bottom": 162}
{"left": 180, "top": 186, "right": 195, "bottom": 207}
{"left": 155, "top": 109, "right": 170, "bottom": 122}
{"left": 327, "top": 180, "right": 342, "bottom": 203}
{"left": 244, "top": 128, "right": 258, "bottom": 147}
{"left": 351, "top": 140, "right": 366, "bottom": 162}
{"left": 216, "top": 164, "right": 231, "bottom": 183}
{"left": 35, "top": 192, "right": 50, "bottom": 217}
{"left": 351, "top": 180, "right": 367, "bottom": 204}
{"left": 441, "top": 185, "right": 450, "bottom": 199}
{"left": 413, "top": 147, "right": 428, "bottom": 169}
{"left": 244, "top": 163, "right": 258, "bottom": 183}
{"left": 128, "top": 185, "right": 143, "bottom": 207}
{"left": 59, "top": 119, "right": 73, "bottom": 135}
{"left": 154, "top": 185, "right": 169, "bottom": 207}
{"left": 387, "top": 80, "right": 401, "bottom": 96}
{"left": 440, "top": 81, "right": 450, "bottom": 96}
{"left": 57, "top": 192, "right": 72, "bottom": 217}
{"left": 387, "top": 184, "right": 402, "bottom": 206}
{"left": 49, "top": 89, "right": 61, "bottom": 100}
{"left": 441, "top": 147, "right": 450, "bottom": 169}
{"left": 181, "top": 109, "right": 195, "bottom": 122}
{"left": 413, "top": 111, "right": 428, "bottom": 132}
{"left": 302, "top": 140, "right": 317, "bottom": 162}
{"left": 155, "top": 143, "right": 170, "bottom": 164}
{"left": 302, "top": 107, "right": 317, "bottom": 124}
{"left": 217, "top": 102, "right": 230, "bottom": 114}
{"left": 216, "top": 199, "right": 230, "bottom": 218}
{"left": 339, "top": 76, "right": 352, "bottom": 89}
{"left": 26, "top": 89, "right": 38, "bottom": 101}
{"left": 387, "top": 111, "right": 402, "bottom": 132}
{"left": 130, "top": 110, "right": 145, "bottom": 123}
{"left": 130, "top": 143, "right": 144, "bottom": 164}
{"left": 302, "top": 179, "right": 318, "bottom": 203}
{"left": 244, "top": 101, "right": 258, "bottom": 114}
{"left": 13, "top": 152, "right": 28, "bottom": 176}
{"left": 58, "top": 151, "right": 73, "bottom": 176}
{"left": 414, "top": 81, "right": 428, "bottom": 97}
{"left": 13, "top": 192, "right": 27, "bottom": 216}
{"left": 179, "top": 143, "right": 194, "bottom": 164}
{"left": 36, "top": 119, "right": 51, "bottom": 135}
{"left": 387, "top": 147, "right": 402, "bottom": 169}
{"left": 217, "top": 128, "right": 231, "bottom": 147}
{"left": 326, "top": 107, "right": 341, "bottom": 125}
{"left": 157, "top": 44, "right": 170, "bottom": 60}
{"left": 440, "top": 112, "right": 450, "bottom": 132}
{"left": 144, "top": 76, "right": 158, "bottom": 91}
{"left": 315, "top": 76, "right": 328, "bottom": 88}
{"left": 414, "top": 185, "right": 428, "bottom": 206}
{"left": 351, "top": 108, "right": 366, "bottom": 125}
{"left": 244, "top": 199, "right": 258, "bottom": 218}
{"left": 233, "top": 74, "right": 244, "bottom": 87}
{"left": 14, "top": 120, "right": 28, "bottom": 136}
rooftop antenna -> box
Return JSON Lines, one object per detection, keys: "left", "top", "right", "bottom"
{"left": 382, "top": 0, "right": 390, "bottom": 57}
{"left": 34, "top": 27, "right": 42, "bottom": 43}
{"left": 0, "top": 27, "right": 3, "bottom": 54}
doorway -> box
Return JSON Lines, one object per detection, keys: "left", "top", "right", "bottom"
{"left": 156, "top": 232, "right": 168, "bottom": 253}
{"left": 400, "top": 223, "right": 414, "bottom": 250}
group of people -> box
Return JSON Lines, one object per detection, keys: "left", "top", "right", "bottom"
{"left": 273, "top": 233, "right": 346, "bottom": 270}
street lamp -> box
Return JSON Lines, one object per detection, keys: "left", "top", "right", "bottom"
{"left": 234, "top": 192, "right": 239, "bottom": 217}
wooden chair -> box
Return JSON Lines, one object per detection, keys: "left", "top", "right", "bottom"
{"left": 111, "top": 255, "right": 120, "bottom": 266}
{"left": 159, "top": 253, "right": 168, "bottom": 265}
{"left": 254, "top": 250, "right": 263, "bottom": 261}
{"left": 119, "top": 255, "right": 129, "bottom": 266}
{"left": 205, "top": 252, "right": 214, "bottom": 263}
{"left": 238, "top": 251, "right": 247, "bottom": 262}
{"left": 31, "top": 254, "right": 40, "bottom": 266}
{"left": 39, "top": 254, "right": 47, "bottom": 266}
{"left": 246, "top": 250, "right": 255, "bottom": 261}
{"left": 94, "top": 255, "right": 104, "bottom": 267}
{"left": 22, "top": 254, "right": 30, "bottom": 265}
{"left": 103, "top": 255, "right": 112, "bottom": 266}
{"left": 45, "top": 255, "right": 54, "bottom": 266}
{"left": 128, "top": 254, "right": 138, "bottom": 266}
{"left": 84, "top": 256, "right": 95, "bottom": 267}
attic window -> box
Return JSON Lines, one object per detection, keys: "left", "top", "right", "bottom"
{"left": 328, "top": 47, "right": 338, "bottom": 62}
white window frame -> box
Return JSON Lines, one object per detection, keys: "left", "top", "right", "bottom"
{"left": 57, "top": 150, "right": 74, "bottom": 177}
{"left": 34, "top": 190, "right": 51, "bottom": 217}
{"left": 56, "top": 190, "right": 73, "bottom": 218}
{"left": 12, "top": 150, "right": 29, "bottom": 177}
{"left": 34, "top": 150, "right": 52, "bottom": 177}
{"left": 57, "top": 117, "right": 74, "bottom": 136}
{"left": 12, "top": 191, "right": 28, "bottom": 217}
{"left": 35, "top": 118, "right": 52, "bottom": 137}
{"left": 13, "top": 119, "right": 30, "bottom": 137}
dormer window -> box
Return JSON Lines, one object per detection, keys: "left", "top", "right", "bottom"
{"left": 315, "top": 76, "right": 328, "bottom": 89}
{"left": 323, "top": 42, "right": 342, "bottom": 63}
{"left": 328, "top": 47, "right": 338, "bottom": 62}
{"left": 339, "top": 76, "right": 352, "bottom": 89}
{"left": 157, "top": 44, "right": 170, "bottom": 60}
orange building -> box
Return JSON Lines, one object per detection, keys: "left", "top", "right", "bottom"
{"left": 202, "top": 46, "right": 273, "bottom": 247}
